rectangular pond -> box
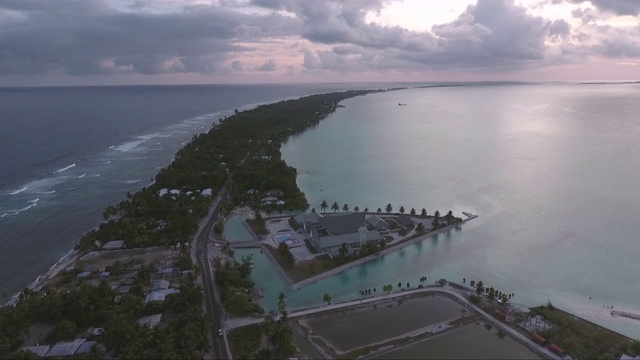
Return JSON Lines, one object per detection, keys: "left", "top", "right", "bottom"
{"left": 306, "top": 295, "right": 463, "bottom": 352}
{"left": 376, "top": 322, "right": 541, "bottom": 359}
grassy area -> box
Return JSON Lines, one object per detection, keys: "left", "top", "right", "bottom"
{"left": 246, "top": 218, "right": 267, "bottom": 235}
{"left": 531, "top": 305, "right": 635, "bottom": 359}
{"left": 266, "top": 245, "right": 337, "bottom": 282}
{"left": 228, "top": 324, "right": 263, "bottom": 359}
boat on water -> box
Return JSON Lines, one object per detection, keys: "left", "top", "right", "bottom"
{"left": 398, "top": 103, "right": 407, "bottom": 106}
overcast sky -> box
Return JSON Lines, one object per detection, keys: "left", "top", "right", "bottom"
{"left": 1, "top": 0, "right": 639, "bottom": 86}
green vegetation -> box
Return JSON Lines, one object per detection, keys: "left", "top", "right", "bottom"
{"left": 247, "top": 213, "right": 268, "bottom": 235}
{"left": 76, "top": 90, "right": 379, "bottom": 252}
{"left": 1, "top": 270, "right": 209, "bottom": 359}
{"left": 323, "top": 293, "right": 332, "bottom": 305}
{"left": 214, "top": 254, "right": 263, "bottom": 316}
{"left": 277, "top": 243, "right": 296, "bottom": 267}
{"left": 228, "top": 324, "right": 262, "bottom": 359}
{"left": 530, "top": 305, "right": 637, "bottom": 359}
{"left": 228, "top": 294, "right": 296, "bottom": 360}
{"left": 4, "top": 90, "right": 391, "bottom": 359}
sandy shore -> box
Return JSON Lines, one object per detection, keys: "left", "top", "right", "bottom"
{"left": 27, "top": 250, "right": 81, "bottom": 293}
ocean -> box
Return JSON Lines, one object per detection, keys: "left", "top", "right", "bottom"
{"left": 0, "top": 83, "right": 382, "bottom": 298}
{"left": 2, "top": 83, "right": 639, "bottom": 339}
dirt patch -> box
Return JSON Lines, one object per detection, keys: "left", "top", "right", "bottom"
{"left": 23, "top": 323, "right": 55, "bottom": 347}
{"left": 79, "top": 247, "right": 179, "bottom": 271}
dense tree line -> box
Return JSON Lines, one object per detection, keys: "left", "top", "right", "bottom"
{"left": 76, "top": 90, "right": 380, "bottom": 251}
{"left": 213, "top": 254, "right": 263, "bottom": 316}
{"left": 1, "top": 272, "right": 208, "bottom": 359}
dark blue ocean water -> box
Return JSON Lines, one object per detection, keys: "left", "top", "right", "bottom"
{"left": 0, "top": 83, "right": 388, "bottom": 297}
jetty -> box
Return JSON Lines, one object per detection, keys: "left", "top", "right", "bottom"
{"left": 611, "top": 310, "right": 640, "bottom": 321}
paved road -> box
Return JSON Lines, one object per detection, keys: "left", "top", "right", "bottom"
{"left": 194, "top": 187, "right": 230, "bottom": 360}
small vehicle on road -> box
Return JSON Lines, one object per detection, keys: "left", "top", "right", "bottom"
{"left": 218, "top": 329, "right": 223, "bottom": 337}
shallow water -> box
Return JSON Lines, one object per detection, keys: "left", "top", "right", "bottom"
{"left": 275, "top": 84, "right": 640, "bottom": 338}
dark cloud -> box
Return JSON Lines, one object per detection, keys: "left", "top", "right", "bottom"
{"left": 566, "top": 0, "right": 640, "bottom": 16}
{"left": 0, "top": 0, "right": 299, "bottom": 76}
{"left": 295, "top": 0, "right": 574, "bottom": 73}
{"left": 1, "top": 0, "right": 638, "bottom": 81}
{"left": 255, "top": 59, "right": 277, "bottom": 71}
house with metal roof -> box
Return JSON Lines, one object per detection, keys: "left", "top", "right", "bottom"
{"left": 137, "top": 314, "right": 163, "bottom": 328}
{"left": 144, "top": 288, "right": 180, "bottom": 303}
{"left": 102, "top": 240, "right": 125, "bottom": 250}
{"left": 45, "top": 339, "right": 87, "bottom": 357}
{"left": 151, "top": 279, "right": 170, "bottom": 291}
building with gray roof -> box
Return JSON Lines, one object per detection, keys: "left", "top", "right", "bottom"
{"left": 318, "top": 212, "right": 366, "bottom": 235}
{"left": 75, "top": 341, "right": 102, "bottom": 355}
{"left": 395, "top": 215, "right": 415, "bottom": 228}
{"left": 151, "top": 279, "right": 170, "bottom": 291}
{"left": 293, "top": 213, "right": 321, "bottom": 233}
{"left": 144, "top": 288, "right": 180, "bottom": 303}
{"left": 137, "top": 314, "right": 163, "bottom": 328}
{"left": 307, "top": 213, "right": 383, "bottom": 256}
{"left": 102, "top": 240, "right": 125, "bottom": 250}
{"left": 45, "top": 339, "right": 86, "bottom": 357}
{"left": 366, "top": 215, "right": 389, "bottom": 231}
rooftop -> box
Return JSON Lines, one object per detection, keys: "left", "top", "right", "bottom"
{"left": 45, "top": 339, "right": 86, "bottom": 358}
{"left": 318, "top": 212, "right": 366, "bottom": 235}
{"left": 102, "top": 240, "right": 125, "bottom": 250}
{"left": 137, "top": 314, "right": 163, "bottom": 328}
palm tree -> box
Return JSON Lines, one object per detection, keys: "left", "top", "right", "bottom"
{"left": 320, "top": 200, "right": 328, "bottom": 213}
{"left": 331, "top": 202, "right": 339, "bottom": 212}
{"left": 446, "top": 210, "right": 453, "bottom": 222}
{"left": 399, "top": 206, "right": 405, "bottom": 214}
{"left": 311, "top": 207, "right": 316, "bottom": 213}
{"left": 434, "top": 210, "right": 440, "bottom": 219}
{"left": 342, "top": 204, "right": 349, "bottom": 212}
{"left": 421, "top": 208, "right": 427, "bottom": 217}
{"left": 364, "top": 207, "right": 369, "bottom": 213}
{"left": 377, "top": 207, "right": 382, "bottom": 213}
{"left": 410, "top": 208, "right": 416, "bottom": 215}
{"left": 385, "top": 203, "right": 393, "bottom": 214}
{"left": 354, "top": 206, "right": 360, "bottom": 213}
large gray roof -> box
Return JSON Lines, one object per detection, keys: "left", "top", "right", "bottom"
{"left": 315, "top": 230, "right": 382, "bottom": 249}
{"left": 366, "top": 215, "right": 388, "bottom": 228}
{"left": 318, "top": 212, "right": 366, "bottom": 235}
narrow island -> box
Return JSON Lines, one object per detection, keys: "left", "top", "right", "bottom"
{"left": 1, "top": 88, "right": 639, "bottom": 360}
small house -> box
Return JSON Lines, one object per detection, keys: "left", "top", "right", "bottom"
{"left": 366, "top": 215, "right": 389, "bottom": 231}
{"left": 102, "top": 240, "right": 125, "bottom": 250}
{"left": 493, "top": 309, "right": 506, "bottom": 321}
{"left": 137, "top": 314, "right": 163, "bottom": 328}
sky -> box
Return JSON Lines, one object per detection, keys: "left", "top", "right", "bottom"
{"left": 0, "top": 0, "right": 639, "bottom": 86}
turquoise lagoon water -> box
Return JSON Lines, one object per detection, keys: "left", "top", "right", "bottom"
{"left": 240, "top": 83, "right": 640, "bottom": 339}
{"left": 223, "top": 215, "right": 253, "bottom": 243}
